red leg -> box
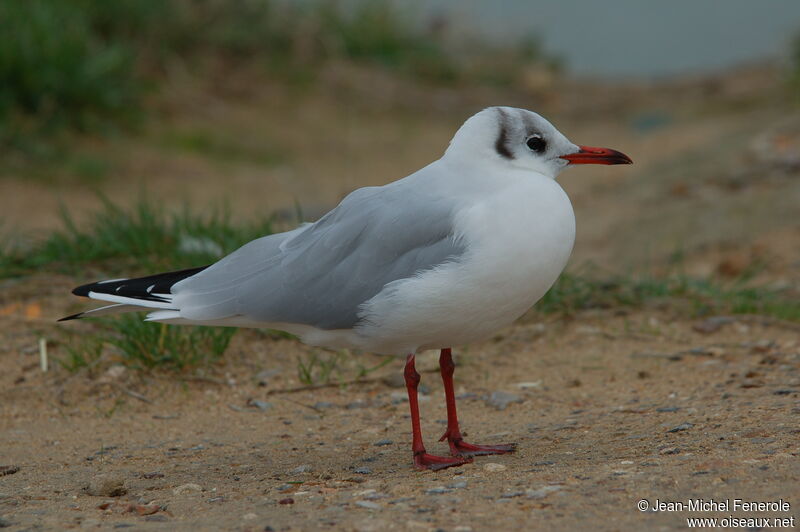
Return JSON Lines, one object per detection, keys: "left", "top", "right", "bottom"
{"left": 438, "top": 348, "right": 517, "bottom": 457}
{"left": 404, "top": 354, "right": 471, "bottom": 471}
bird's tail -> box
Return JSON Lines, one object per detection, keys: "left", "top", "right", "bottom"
{"left": 59, "top": 266, "right": 208, "bottom": 321}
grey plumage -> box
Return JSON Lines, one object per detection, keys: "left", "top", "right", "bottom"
{"left": 171, "top": 176, "right": 466, "bottom": 329}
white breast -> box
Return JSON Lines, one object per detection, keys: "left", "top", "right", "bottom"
{"left": 355, "top": 172, "right": 575, "bottom": 354}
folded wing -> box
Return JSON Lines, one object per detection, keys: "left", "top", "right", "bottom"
{"left": 171, "top": 179, "right": 465, "bottom": 329}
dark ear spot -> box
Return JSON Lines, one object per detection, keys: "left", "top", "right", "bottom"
{"left": 494, "top": 109, "right": 514, "bottom": 160}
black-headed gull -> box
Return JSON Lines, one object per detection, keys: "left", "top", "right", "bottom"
{"left": 63, "top": 106, "right": 632, "bottom": 470}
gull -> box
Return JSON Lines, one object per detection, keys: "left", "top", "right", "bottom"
{"left": 62, "top": 106, "right": 631, "bottom": 470}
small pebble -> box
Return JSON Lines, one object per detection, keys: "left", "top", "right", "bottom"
{"left": 486, "top": 391, "right": 522, "bottom": 411}
{"left": 355, "top": 500, "right": 381, "bottom": 510}
{"left": 381, "top": 373, "right": 406, "bottom": 388}
{"left": 500, "top": 491, "right": 525, "bottom": 499}
{"left": 246, "top": 399, "right": 272, "bottom": 411}
{"left": 483, "top": 463, "right": 507, "bottom": 473}
{"left": 346, "top": 401, "right": 369, "bottom": 410}
{"left": 354, "top": 467, "right": 372, "bottom": 475}
{"left": 0, "top": 466, "right": 19, "bottom": 476}
{"left": 0, "top": 518, "right": 11, "bottom": 528}
{"left": 455, "top": 392, "right": 479, "bottom": 400}
{"left": 425, "top": 486, "right": 452, "bottom": 495}
{"left": 526, "top": 485, "right": 563, "bottom": 499}
{"left": 85, "top": 474, "right": 127, "bottom": 497}
{"left": 390, "top": 392, "right": 408, "bottom": 404}
{"left": 290, "top": 465, "right": 312, "bottom": 474}
{"left": 136, "top": 504, "right": 161, "bottom": 516}
{"left": 659, "top": 447, "right": 681, "bottom": 455}
{"left": 279, "top": 498, "right": 295, "bottom": 505}
{"left": 667, "top": 423, "right": 693, "bottom": 433}
{"left": 447, "top": 481, "right": 467, "bottom": 489}
{"left": 172, "top": 483, "right": 203, "bottom": 495}
{"left": 141, "top": 471, "right": 164, "bottom": 479}
{"left": 242, "top": 513, "right": 258, "bottom": 520}
{"left": 314, "top": 401, "right": 335, "bottom": 409}
{"left": 374, "top": 439, "right": 393, "bottom": 447}
{"left": 656, "top": 406, "right": 680, "bottom": 413}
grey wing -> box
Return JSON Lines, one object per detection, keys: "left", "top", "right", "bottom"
{"left": 172, "top": 180, "right": 465, "bottom": 329}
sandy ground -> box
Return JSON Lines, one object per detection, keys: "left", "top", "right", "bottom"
{"left": 1, "top": 305, "right": 799, "bottom": 531}
{"left": 1, "top": 65, "right": 799, "bottom": 531}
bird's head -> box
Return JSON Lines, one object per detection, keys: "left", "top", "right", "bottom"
{"left": 444, "top": 106, "right": 632, "bottom": 179}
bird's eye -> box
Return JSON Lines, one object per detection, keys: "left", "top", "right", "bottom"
{"left": 526, "top": 134, "right": 546, "bottom": 153}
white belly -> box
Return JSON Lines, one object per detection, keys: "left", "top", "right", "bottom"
{"left": 353, "top": 175, "right": 575, "bottom": 354}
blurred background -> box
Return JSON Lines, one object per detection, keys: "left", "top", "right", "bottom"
{"left": 1, "top": 0, "right": 799, "bottom": 347}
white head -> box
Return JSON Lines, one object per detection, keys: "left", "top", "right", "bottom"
{"left": 444, "top": 106, "right": 631, "bottom": 179}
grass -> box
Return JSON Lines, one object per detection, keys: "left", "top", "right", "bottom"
{"left": 59, "top": 314, "right": 236, "bottom": 372}
{"left": 0, "top": 0, "right": 144, "bottom": 145}
{"left": 99, "top": 315, "right": 236, "bottom": 371}
{"left": 538, "top": 271, "right": 800, "bottom": 321}
{"left": 0, "top": 197, "right": 276, "bottom": 278}
{"left": 31, "top": 197, "right": 266, "bottom": 373}
{"left": 297, "top": 349, "right": 394, "bottom": 386}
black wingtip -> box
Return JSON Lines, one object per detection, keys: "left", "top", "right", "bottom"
{"left": 72, "top": 284, "right": 92, "bottom": 297}
{"left": 58, "top": 312, "right": 84, "bottom": 322}
{"left": 68, "top": 266, "right": 208, "bottom": 302}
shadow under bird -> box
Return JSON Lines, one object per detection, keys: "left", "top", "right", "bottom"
{"left": 63, "top": 106, "right": 632, "bottom": 470}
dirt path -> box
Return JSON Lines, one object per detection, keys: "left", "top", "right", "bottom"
{"left": 2, "top": 308, "right": 798, "bottom": 531}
